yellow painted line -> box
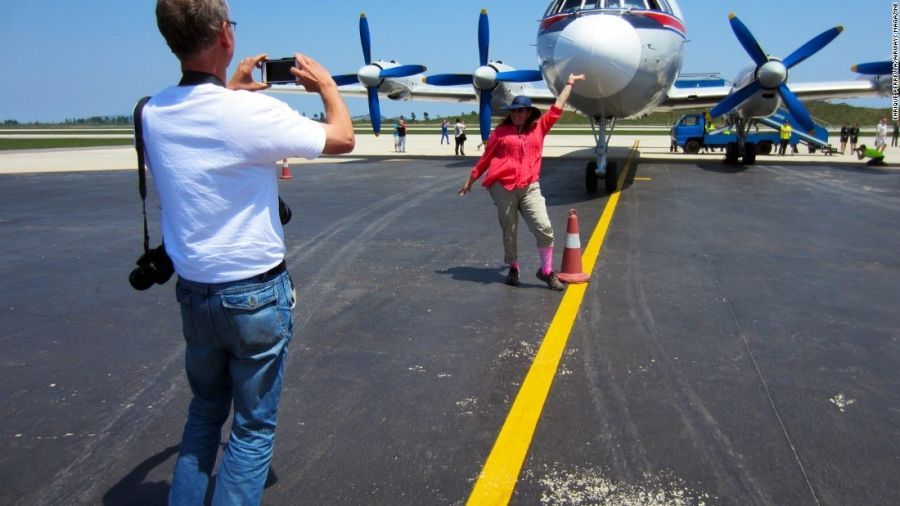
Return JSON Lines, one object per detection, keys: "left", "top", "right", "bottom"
{"left": 466, "top": 141, "right": 639, "bottom": 505}
{"left": 634, "top": 176, "right": 652, "bottom": 181}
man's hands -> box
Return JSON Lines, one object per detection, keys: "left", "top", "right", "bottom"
{"left": 289, "top": 53, "right": 337, "bottom": 93}
{"left": 227, "top": 53, "right": 338, "bottom": 95}
{"left": 227, "top": 53, "right": 269, "bottom": 91}
{"left": 227, "top": 52, "right": 353, "bottom": 154}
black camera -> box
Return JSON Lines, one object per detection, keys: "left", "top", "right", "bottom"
{"left": 129, "top": 244, "right": 175, "bottom": 291}
{"left": 128, "top": 197, "right": 287, "bottom": 291}
{"left": 262, "top": 58, "right": 298, "bottom": 84}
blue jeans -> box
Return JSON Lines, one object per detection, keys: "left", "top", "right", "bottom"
{"left": 169, "top": 268, "right": 294, "bottom": 505}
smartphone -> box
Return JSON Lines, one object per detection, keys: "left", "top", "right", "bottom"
{"left": 262, "top": 58, "right": 297, "bottom": 84}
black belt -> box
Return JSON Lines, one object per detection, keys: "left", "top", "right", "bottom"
{"left": 250, "top": 260, "right": 286, "bottom": 283}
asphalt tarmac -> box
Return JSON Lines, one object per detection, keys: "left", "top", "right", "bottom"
{"left": 1, "top": 148, "right": 898, "bottom": 505}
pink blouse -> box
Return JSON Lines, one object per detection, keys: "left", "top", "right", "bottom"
{"left": 470, "top": 105, "right": 562, "bottom": 190}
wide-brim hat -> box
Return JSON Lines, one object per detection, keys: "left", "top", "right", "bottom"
{"left": 502, "top": 95, "right": 538, "bottom": 112}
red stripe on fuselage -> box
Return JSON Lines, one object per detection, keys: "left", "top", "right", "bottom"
{"left": 540, "top": 13, "right": 571, "bottom": 31}
{"left": 635, "top": 11, "right": 686, "bottom": 36}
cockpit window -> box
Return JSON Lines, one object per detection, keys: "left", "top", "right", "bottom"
{"left": 545, "top": 0, "right": 667, "bottom": 15}
{"left": 543, "top": 0, "right": 563, "bottom": 17}
{"left": 621, "top": 0, "right": 647, "bottom": 9}
{"left": 560, "top": 0, "right": 584, "bottom": 12}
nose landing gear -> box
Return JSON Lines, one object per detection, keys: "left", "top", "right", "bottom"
{"left": 586, "top": 160, "right": 618, "bottom": 194}
{"left": 586, "top": 113, "right": 620, "bottom": 194}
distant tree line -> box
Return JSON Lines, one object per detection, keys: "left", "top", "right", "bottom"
{"left": 1, "top": 115, "right": 133, "bottom": 127}
{"left": 63, "top": 115, "right": 133, "bottom": 126}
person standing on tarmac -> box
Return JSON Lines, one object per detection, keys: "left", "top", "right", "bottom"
{"left": 458, "top": 73, "right": 586, "bottom": 291}
{"left": 440, "top": 118, "right": 450, "bottom": 145}
{"left": 849, "top": 122, "right": 860, "bottom": 153}
{"left": 392, "top": 120, "right": 401, "bottom": 152}
{"left": 146, "top": 1, "right": 354, "bottom": 503}
{"left": 779, "top": 120, "right": 792, "bottom": 156}
{"left": 875, "top": 118, "right": 888, "bottom": 154}
{"left": 397, "top": 119, "right": 408, "bottom": 153}
{"left": 454, "top": 118, "right": 467, "bottom": 156}
{"left": 839, "top": 122, "right": 850, "bottom": 154}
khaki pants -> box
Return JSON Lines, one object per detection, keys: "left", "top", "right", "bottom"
{"left": 488, "top": 182, "right": 554, "bottom": 265}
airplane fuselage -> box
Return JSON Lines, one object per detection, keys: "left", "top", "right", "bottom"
{"left": 537, "top": 2, "right": 686, "bottom": 119}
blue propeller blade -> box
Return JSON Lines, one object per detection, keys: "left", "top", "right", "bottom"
{"left": 380, "top": 65, "right": 427, "bottom": 78}
{"left": 333, "top": 74, "right": 360, "bottom": 86}
{"left": 478, "top": 9, "right": 490, "bottom": 67}
{"left": 728, "top": 14, "right": 768, "bottom": 66}
{"left": 782, "top": 26, "right": 842, "bottom": 69}
{"left": 368, "top": 87, "right": 381, "bottom": 136}
{"left": 496, "top": 70, "right": 543, "bottom": 83}
{"left": 479, "top": 90, "right": 492, "bottom": 141}
{"left": 778, "top": 84, "right": 814, "bottom": 133}
{"left": 851, "top": 61, "right": 892, "bottom": 75}
{"left": 424, "top": 74, "right": 473, "bottom": 86}
{"left": 709, "top": 80, "right": 761, "bottom": 118}
{"left": 360, "top": 13, "right": 372, "bottom": 65}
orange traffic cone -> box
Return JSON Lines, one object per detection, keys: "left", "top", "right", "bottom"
{"left": 556, "top": 209, "right": 590, "bottom": 284}
{"left": 279, "top": 159, "right": 293, "bottom": 180}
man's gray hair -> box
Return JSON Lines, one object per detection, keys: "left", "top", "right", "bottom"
{"left": 156, "top": 0, "right": 230, "bottom": 60}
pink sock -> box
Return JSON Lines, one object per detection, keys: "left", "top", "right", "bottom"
{"left": 538, "top": 247, "right": 553, "bottom": 275}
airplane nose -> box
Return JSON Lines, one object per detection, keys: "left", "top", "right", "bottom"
{"left": 550, "top": 15, "right": 640, "bottom": 98}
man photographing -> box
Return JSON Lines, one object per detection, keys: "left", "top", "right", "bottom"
{"left": 145, "top": 1, "right": 353, "bottom": 503}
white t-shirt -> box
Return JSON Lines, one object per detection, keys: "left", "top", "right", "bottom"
{"left": 143, "top": 83, "right": 326, "bottom": 283}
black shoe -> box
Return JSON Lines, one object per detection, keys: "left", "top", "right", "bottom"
{"left": 536, "top": 269, "right": 564, "bottom": 291}
{"left": 506, "top": 267, "right": 520, "bottom": 286}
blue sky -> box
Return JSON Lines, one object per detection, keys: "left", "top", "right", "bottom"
{"left": 0, "top": 0, "right": 891, "bottom": 122}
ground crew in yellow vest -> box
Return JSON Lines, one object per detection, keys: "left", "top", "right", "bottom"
{"left": 779, "top": 120, "right": 792, "bottom": 156}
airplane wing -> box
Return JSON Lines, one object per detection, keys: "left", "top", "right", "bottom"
{"left": 656, "top": 78, "right": 885, "bottom": 112}
{"left": 268, "top": 82, "right": 474, "bottom": 105}
{"left": 267, "top": 82, "right": 557, "bottom": 107}
{"left": 520, "top": 88, "right": 557, "bottom": 108}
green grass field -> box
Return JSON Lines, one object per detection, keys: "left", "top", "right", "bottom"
{"left": 0, "top": 138, "right": 134, "bottom": 150}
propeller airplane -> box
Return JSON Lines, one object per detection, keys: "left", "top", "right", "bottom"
{"left": 268, "top": 0, "right": 890, "bottom": 194}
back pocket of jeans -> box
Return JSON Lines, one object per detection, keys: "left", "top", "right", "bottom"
{"left": 221, "top": 285, "right": 277, "bottom": 311}
{"left": 220, "top": 285, "right": 284, "bottom": 352}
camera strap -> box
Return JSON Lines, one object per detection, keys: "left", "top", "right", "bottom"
{"left": 131, "top": 74, "right": 220, "bottom": 256}
{"left": 133, "top": 96, "right": 152, "bottom": 255}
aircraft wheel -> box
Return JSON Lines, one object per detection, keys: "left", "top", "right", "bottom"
{"left": 605, "top": 162, "right": 619, "bottom": 194}
{"left": 586, "top": 161, "right": 598, "bottom": 193}
{"left": 725, "top": 142, "right": 740, "bottom": 163}
{"left": 743, "top": 142, "right": 757, "bottom": 165}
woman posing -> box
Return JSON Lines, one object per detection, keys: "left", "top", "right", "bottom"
{"left": 458, "top": 73, "right": 585, "bottom": 290}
